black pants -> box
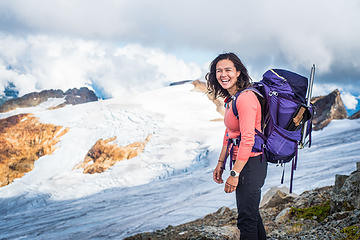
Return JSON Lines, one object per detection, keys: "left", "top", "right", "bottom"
{"left": 235, "top": 155, "right": 267, "bottom": 240}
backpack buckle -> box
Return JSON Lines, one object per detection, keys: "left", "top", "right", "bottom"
{"left": 269, "top": 91, "right": 278, "bottom": 97}
{"left": 230, "top": 138, "right": 240, "bottom": 146}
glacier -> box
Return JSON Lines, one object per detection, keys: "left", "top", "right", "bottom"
{"left": 0, "top": 83, "right": 359, "bottom": 239}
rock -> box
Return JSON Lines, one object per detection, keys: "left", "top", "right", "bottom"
{"left": 331, "top": 169, "right": 360, "bottom": 212}
{"left": 0, "top": 89, "right": 64, "bottom": 112}
{"left": 260, "top": 186, "right": 298, "bottom": 208}
{"left": 0, "top": 114, "right": 69, "bottom": 187}
{"left": 125, "top": 161, "right": 360, "bottom": 240}
{"left": 274, "top": 207, "right": 291, "bottom": 223}
{"left": 0, "top": 87, "right": 98, "bottom": 113}
{"left": 349, "top": 110, "right": 360, "bottom": 119}
{"left": 74, "top": 135, "right": 152, "bottom": 174}
{"left": 311, "top": 89, "right": 348, "bottom": 130}
{"left": 64, "top": 87, "right": 98, "bottom": 105}
{"left": 124, "top": 207, "right": 239, "bottom": 240}
{"left": 293, "top": 186, "right": 332, "bottom": 209}
{"left": 334, "top": 174, "right": 349, "bottom": 193}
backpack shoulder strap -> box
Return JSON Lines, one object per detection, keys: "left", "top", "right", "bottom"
{"left": 231, "top": 87, "right": 263, "bottom": 120}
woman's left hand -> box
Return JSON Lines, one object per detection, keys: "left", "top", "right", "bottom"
{"left": 224, "top": 176, "right": 238, "bottom": 193}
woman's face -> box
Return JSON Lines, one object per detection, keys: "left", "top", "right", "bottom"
{"left": 215, "top": 59, "right": 240, "bottom": 95}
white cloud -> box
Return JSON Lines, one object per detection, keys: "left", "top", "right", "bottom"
{"left": 0, "top": 34, "right": 202, "bottom": 97}
{"left": 0, "top": 0, "right": 359, "bottom": 77}
{"left": 342, "top": 92, "right": 359, "bottom": 110}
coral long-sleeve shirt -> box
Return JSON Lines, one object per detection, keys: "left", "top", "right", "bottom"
{"left": 223, "top": 90, "right": 262, "bottom": 162}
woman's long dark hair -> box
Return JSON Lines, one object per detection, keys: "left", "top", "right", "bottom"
{"left": 205, "top": 52, "right": 252, "bottom": 99}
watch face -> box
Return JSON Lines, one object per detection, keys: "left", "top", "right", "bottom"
{"left": 230, "top": 170, "right": 236, "bottom": 177}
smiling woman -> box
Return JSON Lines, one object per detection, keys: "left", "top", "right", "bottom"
{"left": 206, "top": 52, "right": 267, "bottom": 240}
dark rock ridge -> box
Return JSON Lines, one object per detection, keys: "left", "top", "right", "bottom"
{"left": 311, "top": 89, "right": 348, "bottom": 130}
{"left": 349, "top": 110, "right": 360, "bottom": 120}
{"left": 169, "top": 80, "right": 194, "bottom": 86}
{"left": 125, "top": 162, "right": 360, "bottom": 240}
{"left": 0, "top": 87, "right": 98, "bottom": 113}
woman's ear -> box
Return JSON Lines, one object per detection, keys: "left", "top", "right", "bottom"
{"left": 236, "top": 71, "right": 241, "bottom": 78}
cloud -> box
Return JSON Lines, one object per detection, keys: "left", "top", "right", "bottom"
{"left": 0, "top": 0, "right": 360, "bottom": 98}
{"left": 0, "top": 34, "right": 202, "bottom": 97}
{"left": 342, "top": 92, "right": 359, "bottom": 110}
{"left": 1, "top": 0, "right": 359, "bottom": 87}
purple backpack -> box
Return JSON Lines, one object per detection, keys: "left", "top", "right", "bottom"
{"left": 228, "top": 69, "right": 313, "bottom": 192}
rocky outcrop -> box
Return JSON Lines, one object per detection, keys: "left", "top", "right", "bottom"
{"left": 349, "top": 110, "right": 360, "bottom": 120}
{"left": 192, "top": 80, "right": 225, "bottom": 117}
{"left": 64, "top": 87, "right": 98, "bottom": 105}
{"left": 0, "top": 87, "right": 98, "bottom": 113}
{"left": 311, "top": 89, "right": 348, "bottom": 130}
{"left": 331, "top": 163, "right": 360, "bottom": 213}
{"left": 125, "top": 207, "right": 240, "bottom": 240}
{"left": 126, "top": 163, "right": 360, "bottom": 240}
{"left": 74, "top": 135, "right": 152, "bottom": 174}
{"left": 0, "top": 114, "right": 69, "bottom": 187}
{"left": 169, "top": 80, "right": 193, "bottom": 86}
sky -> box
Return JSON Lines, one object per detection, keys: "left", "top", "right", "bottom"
{"left": 0, "top": 0, "right": 359, "bottom": 111}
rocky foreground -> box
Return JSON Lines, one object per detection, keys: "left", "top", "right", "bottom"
{"left": 125, "top": 162, "right": 360, "bottom": 240}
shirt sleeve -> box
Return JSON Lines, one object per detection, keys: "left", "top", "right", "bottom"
{"left": 236, "top": 91, "right": 259, "bottom": 162}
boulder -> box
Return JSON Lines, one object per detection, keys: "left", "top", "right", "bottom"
{"left": 311, "top": 89, "right": 348, "bottom": 130}
{"left": 334, "top": 174, "right": 349, "bottom": 193}
{"left": 274, "top": 207, "right": 291, "bottom": 224}
{"left": 331, "top": 166, "right": 360, "bottom": 212}
{"left": 260, "top": 186, "right": 298, "bottom": 208}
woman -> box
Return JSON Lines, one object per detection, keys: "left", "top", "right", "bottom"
{"left": 206, "top": 53, "right": 267, "bottom": 240}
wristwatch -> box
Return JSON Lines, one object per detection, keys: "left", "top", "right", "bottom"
{"left": 230, "top": 170, "right": 240, "bottom": 177}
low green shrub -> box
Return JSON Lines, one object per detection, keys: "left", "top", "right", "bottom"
{"left": 289, "top": 200, "right": 330, "bottom": 222}
{"left": 340, "top": 225, "right": 360, "bottom": 240}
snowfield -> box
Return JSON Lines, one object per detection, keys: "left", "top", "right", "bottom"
{"left": 0, "top": 83, "right": 359, "bottom": 239}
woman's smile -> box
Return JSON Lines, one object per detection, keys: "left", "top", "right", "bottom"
{"left": 216, "top": 59, "right": 240, "bottom": 95}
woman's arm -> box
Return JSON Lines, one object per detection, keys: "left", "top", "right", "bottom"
{"left": 213, "top": 133, "right": 229, "bottom": 184}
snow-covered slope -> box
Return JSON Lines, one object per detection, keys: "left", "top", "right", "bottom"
{"left": 0, "top": 83, "right": 359, "bottom": 239}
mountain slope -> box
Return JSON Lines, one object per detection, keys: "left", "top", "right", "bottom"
{"left": 0, "top": 83, "right": 359, "bottom": 239}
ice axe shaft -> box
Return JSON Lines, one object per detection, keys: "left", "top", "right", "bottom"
{"left": 301, "top": 64, "right": 315, "bottom": 147}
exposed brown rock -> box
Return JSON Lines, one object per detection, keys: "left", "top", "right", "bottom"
{"left": 192, "top": 80, "right": 225, "bottom": 117}
{"left": 74, "top": 135, "right": 152, "bottom": 174}
{"left": 0, "top": 87, "right": 98, "bottom": 113}
{"left": 311, "top": 89, "right": 348, "bottom": 130}
{"left": 0, "top": 114, "right": 69, "bottom": 187}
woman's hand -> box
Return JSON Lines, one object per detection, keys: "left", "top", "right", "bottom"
{"left": 213, "top": 162, "right": 224, "bottom": 184}
{"left": 224, "top": 176, "right": 238, "bottom": 193}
